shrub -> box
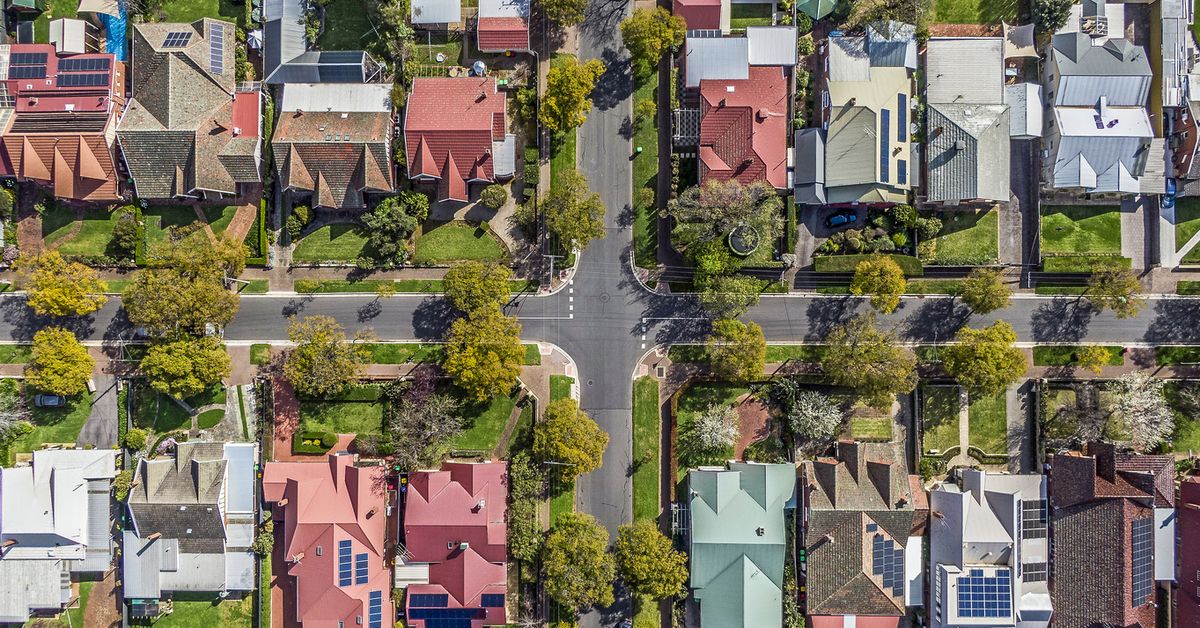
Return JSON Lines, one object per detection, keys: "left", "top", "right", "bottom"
{"left": 295, "top": 279, "right": 319, "bottom": 293}
{"left": 285, "top": 215, "right": 303, "bottom": 239}
{"left": 523, "top": 165, "right": 539, "bottom": 187}
{"left": 293, "top": 430, "right": 337, "bottom": 454}
{"left": 891, "top": 204, "right": 918, "bottom": 228}
{"left": 252, "top": 519, "right": 275, "bottom": 556}
{"left": 113, "top": 469, "right": 133, "bottom": 501}
{"left": 916, "top": 216, "right": 942, "bottom": 240}
{"left": 292, "top": 205, "right": 310, "bottom": 226}
{"left": 797, "top": 35, "right": 815, "bottom": 56}
{"left": 110, "top": 207, "right": 140, "bottom": 255}
{"left": 480, "top": 184, "right": 509, "bottom": 210}
{"left": 0, "top": 187, "right": 13, "bottom": 219}
{"left": 891, "top": 232, "right": 908, "bottom": 248}
{"left": 124, "top": 427, "right": 147, "bottom": 451}
{"left": 870, "top": 235, "right": 896, "bottom": 252}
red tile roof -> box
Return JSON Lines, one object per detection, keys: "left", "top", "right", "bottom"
{"left": 477, "top": 17, "right": 529, "bottom": 52}
{"left": 1179, "top": 478, "right": 1200, "bottom": 628}
{"left": 404, "top": 462, "right": 508, "bottom": 627}
{"left": 404, "top": 77, "right": 507, "bottom": 201}
{"left": 231, "top": 91, "right": 260, "bottom": 138}
{"left": 262, "top": 454, "right": 394, "bottom": 628}
{"left": 674, "top": 0, "right": 722, "bottom": 30}
{"left": 699, "top": 65, "right": 789, "bottom": 189}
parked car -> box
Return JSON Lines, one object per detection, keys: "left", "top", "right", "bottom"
{"left": 34, "top": 394, "right": 65, "bottom": 408}
{"left": 825, "top": 211, "right": 858, "bottom": 228}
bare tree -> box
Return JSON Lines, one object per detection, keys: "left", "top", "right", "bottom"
{"left": 1108, "top": 373, "right": 1174, "bottom": 451}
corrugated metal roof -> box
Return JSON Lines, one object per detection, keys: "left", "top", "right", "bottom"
{"left": 926, "top": 38, "right": 1004, "bottom": 105}
{"left": 492, "top": 134, "right": 516, "bottom": 177}
{"left": 746, "top": 26, "right": 797, "bottom": 67}
{"left": 828, "top": 36, "right": 870, "bottom": 82}
{"left": 685, "top": 37, "right": 748, "bottom": 87}
{"left": 224, "top": 550, "right": 256, "bottom": 591}
{"left": 1050, "top": 34, "right": 1152, "bottom": 107}
{"left": 1161, "top": 0, "right": 1189, "bottom": 108}
{"left": 479, "top": 0, "right": 528, "bottom": 18}
{"left": 223, "top": 443, "right": 256, "bottom": 515}
{"left": 794, "top": 128, "right": 825, "bottom": 204}
{"left": 1004, "top": 83, "right": 1043, "bottom": 138}
{"left": 264, "top": 0, "right": 306, "bottom": 78}
{"left": 122, "top": 531, "right": 164, "bottom": 599}
{"left": 411, "top": 0, "right": 460, "bottom": 24}
{"left": 927, "top": 103, "right": 1011, "bottom": 202}
{"left": 867, "top": 21, "right": 916, "bottom": 69}
{"left": 0, "top": 559, "right": 63, "bottom": 622}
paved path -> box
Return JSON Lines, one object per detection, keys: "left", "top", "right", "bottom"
{"left": 77, "top": 373, "right": 117, "bottom": 448}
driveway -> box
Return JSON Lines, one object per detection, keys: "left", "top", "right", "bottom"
{"left": 1120, "top": 195, "right": 1154, "bottom": 269}
{"left": 1008, "top": 139, "right": 1040, "bottom": 276}
{"left": 77, "top": 374, "right": 117, "bottom": 448}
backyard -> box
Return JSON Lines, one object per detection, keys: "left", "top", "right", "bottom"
{"left": 966, "top": 391, "right": 1007, "bottom": 455}
{"left": 1167, "top": 381, "right": 1200, "bottom": 453}
{"left": 143, "top": 205, "right": 237, "bottom": 248}
{"left": 921, "top": 385, "right": 961, "bottom": 454}
{"left": 412, "top": 30, "right": 465, "bottom": 65}
{"left": 291, "top": 224, "right": 375, "bottom": 262}
{"left": 729, "top": 2, "right": 773, "bottom": 29}
{"left": 150, "top": 594, "right": 253, "bottom": 628}
{"left": 932, "top": 0, "right": 1017, "bottom": 23}
{"left": 317, "top": 0, "right": 374, "bottom": 51}
{"left": 4, "top": 382, "right": 95, "bottom": 464}
{"left": 1041, "top": 205, "right": 1122, "bottom": 255}
{"left": 42, "top": 207, "right": 127, "bottom": 258}
{"left": 921, "top": 208, "right": 998, "bottom": 265}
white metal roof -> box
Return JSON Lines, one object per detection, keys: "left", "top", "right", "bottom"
{"left": 926, "top": 38, "right": 1004, "bottom": 105}
{"left": 685, "top": 37, "right": 749, "bottom": 87}
{"left": 492, "top": 134, "right": 516, "bottom": 178}
{"left": 1004, "top": 83, "right": 1043, "bottom": 138}
{"left": 223, "top": 443, "right": 257, "bottom": 515}
{"left": 412, "top": 0, "right": 460, "bottom": 24}
{"left": 49, "top": 18, "right": 87, "bottom": 55}
{"left": 1055, "top": 104, "right": 1152, "bottom": 137}
{"left": 479, "top": 0, "right": 529, "bottom": 19}
{"left": 280, "top": 83, "right": 393, "bottom": 113}
{"left": 746, "top": 26, "right": 797, "bottom": 67}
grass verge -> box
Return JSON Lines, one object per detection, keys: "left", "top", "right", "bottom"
{"left": 632, "top": 377, "right": 660, "bottom": 522}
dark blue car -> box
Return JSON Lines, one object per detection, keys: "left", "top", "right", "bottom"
{"left": 825, "top": 211, "right": 858, "bottom": 228}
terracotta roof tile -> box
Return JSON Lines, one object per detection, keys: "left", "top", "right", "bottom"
{"left": 699, "top": 66, "right": 789, "bottom": 189}
{"left": 405, "top": 77, "right": 506, "bottom": 200}
{"left": 477, "top": 16, "right": 528, "bottom": 51}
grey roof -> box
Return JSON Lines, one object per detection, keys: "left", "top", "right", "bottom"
{"left": 1161, "top": 0, "right": 1190, "bottom": 107}
{"left": 279, "top": 82, "right": 392, "bottom": 113}
{"left": 265, "top": 50, "right": 380, "bottom": 85}
{"left": 746, "top": 26, "right": 797, "bottom": 67}
{"left": 123, "top": 531, "right": 236, "bottom": 598}
{"left": 412, "top": 0, "right": 460, "bottom": 24}
{"left": 492, "top": 134, "right": 516, "bottom": 178}
{"left": 685, "top": 36, "right": 749, "bottom": 88}
{"left": 223, "top": 443, "right": 256, "bottom": 515}
{"left": 1004, "top": 83, "right": 1043, "bottom": 138}
{"left": 263, "top": 0, "right": 306, "bottom": 80}
{"left": 688, "top": 462, "right": 796, "bottom": 628}
{"left": 78, "top": 478, "right": 113, "bottom": 573}
{"left": 1049, "top": 34, "right": 1152, "bottom": 106}
{"left": 828, "top": 36, "right": 870, "bottom": 82}
{"left": 0, "top": 559, "right": 65, "bottom": 622}
{"left": 925, "top": 38, "right": 1004, "bottom": 105}
{"left": 793, "top": 128, "right": 825, "bottom": 204}
{"left": 866, "top": 21, "right": 917, "bottom": 70}
{"left": 927, "top": 103, "right": 1011, "bottom": 202}
{"left": 127, "top": 442, "right": 228, "bottom": 554}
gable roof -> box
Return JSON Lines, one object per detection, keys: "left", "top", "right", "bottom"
{"left": 412, "top": 0, "right": 460, "bottom": 24}
{"left": 925, "top": 38, "right": 1004, "bottom": 105}
{"left": 477, "top": 0, "right": 529, "bottom": 51}
{"left": 263, "top": 0, "right": 306, "bottom": 80}
{"left": 927, "top": 103, "right": 1011, "bottom": 202}
{"left": 265, "top": 50, "right": 381, "bottom": 85}
{"left": 699, "top": 66, "right": 789, "bottom": 189}
{"left": 127, "top": 442, "right": 228, "bottom": 554}
{"left": 1, "top": 449, "right": 117, "bottom": 562}
{"left": 404, "top": 77, "right": 508, "bottom": 200}
{"left": 675, "top": 0, "right": 723, "bottom": 30}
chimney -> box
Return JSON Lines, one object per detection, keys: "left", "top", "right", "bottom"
{"left": 823, "top": 533, "right": 834, "bottom": 544}
{"left": 1, "top": 539, "right": 16, "bottom": 548}
{"left": 367, "top": 506, "right": 378, "bottom": 517}
{"left": 459, "top": 542, "right": 470, "bottom": 551}
{"left": 146, "top": 532, "right": 162, "bottom": 541}
{"left": 954, "top": 140, "right": 966, "bottom": 150}
{"left": 932, "top": 510, "right": 944, "bottom": 519}
{"left": 474, "top": 499, "right": 486, "bottom": 512}
{"left": 294, "top": 108, "right": 304, "bottom": 117}
{"left": 1088, "top": 441, "right": 1117, "bottom": 483}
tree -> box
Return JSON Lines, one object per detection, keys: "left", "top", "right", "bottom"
{"left": 0, "top": 380, "right": 31, "bottom": 449}
{"left": 1108, "top": 372, "right": 1174, "bottom": 451}
{"left": 124, "top": 427, "right": 147, "bottom": 451}
{"left": 959, "top": 268, "right": 1011, "bottom": 314}
{"left": 620, "top": 8, "right": 686, "bottom": 77}
{"left": 1074, "top": 345, "right": 1112, "bottom": 375}
{"left": 1034, "top": 0, "right": 1074, "bottom": 32}
{"left": 940, "top": 321, "right": 1027, "bottom": 396}
{"left": 1086, "top": 267, "right": 1144, "bottom": 319}
{"left": 543, "top": 170, "right": 606, "bottom": 251}
{"left": 507, "top": 450, "right": 546, "bottom": 563}
{"left": 534, "top": 398, "right": 608, "bottom": 480}
{"left": 443, "top": 261, "right": 512, "bottom": 314}
{"left": 374, "top": 281, "right": 396, "bottom": 300}
{"left": 680, "top": 402, "right": 739, "bottom": 463}
{"left": 706, "top": 319, "right": 766, "bottom": 381}
{"left": 139, "top": 337, "right": 231, "bottom": 399}
{"left": 697, "top": 274, "right": 762, "bottom": 319}
{"left": 123, "top": 269, "right": 239, "bottom": 338}
{"left": 251, "top": 518, "right": 275, "bottom": 556}
{"left": 820, "top": 314, "right": 917, "bottom": 410}
{"left": 110, "top": 206, "right": 139, "bottom": 255}
{"left": 363, "top": 191, "right": 429, "bottom": 265}
{"left": 544, "top": 512, "right": 616, "bottom": 611}
{"left": 613, "top": 521, "right": 688, "bottom": 600}
{"left": 14, "top": 251, "right": 107, "bottom": 317}
{"left": 146, "top": 224, "right": 246, "bottom": 279}
{"left": 480, "top": 184, "right": 508, "bottom": 210}
{"left": 850, "top": 255, "right": 906, "bottom": 314}
{"left": 382, "top": 377, "right": 463, "bottom": 470}
{"left": 443, "top": 307, "right": 524, "bottom": 401}
{"left": 283, "top": 316, "right": 370, "bottom": 398}
{"left": 542, "top": 0, "right": 589, "bottom": 26}
{"left": 785, "top": 390, "right": 844, "bottom": 451}
{"left": 26, "top": 327, "right": 93, "bottom": 396}
{"left": 668, "top": 180, "right": 784, "bottom": 258}
{"left": 541, "top": 57, "right": 606, "bottom": 135}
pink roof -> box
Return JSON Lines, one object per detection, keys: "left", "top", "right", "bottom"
{"left": 262, "top": 454, "right": 393, "bottom": 627}
{"left": 699, "top": 65, "right": 790, "bottom": 189}
{"left": 404, "top": 462, "right": 508, "bottom": 627}
{"left": 232, "top": 91, "right": 260, "bottom": 138}
{"left": 404, "top": 77, "right": 507, "bottom": 201}
{"left": 809, "top": 617, "right": 901, "bottom": 628}
{"left": 1179, "top": 478, "right": 1200, "bottom": 628}
{"left": 477, "top": 17, "right": 529, "bottom": 51}
{"left": 674, "top": 0, "right": 722, "bottom": 30}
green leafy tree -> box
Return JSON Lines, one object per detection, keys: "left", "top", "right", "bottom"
{"left": 668, "top": 180, "right": 784, "bottom": 259}
{"left": 1086, "top": 267, "right": 1144, "bottom": 319}
{"left": 620, "top": 8, "right": 686, "bottom": 76}
{"left": 534, "top": 398, "right": 608, "bottom": 481}
{"left": 706, "top": 318, "right": 766, "bottom": 381}
{"left": 443, "top": 261, "right": 512, "bottom": 314}
{"left": 1034, "top": 0, "right": 1075, "bottom": 32}
{"left": 613, "top": 521, "right": 688, "bottom": 600}
{"left": 820, "top": 314, "right": 917, "bottom": 410}
{"left": 443, "top": 307, "right": 524, "bottom": 401}
{"left": 542, "top": 0, "right": 589, "bottom": 26}
{"left": 941, "top": 321, "right": 1027, "bottom": 396}
{"left": 146, "top": 225, "right": 247, "bottom": 278}
{"left": 363, "top": 191, "right": 430, "bottom": 265}
{"left": 283, "top": 316, "right": 370, "bottom": 398}
{"left": 544, "top": 512, "right": 616, "bottom": 612}
{"left": 541, "top": 57, "right": 606, "bottom": 135}
{"left": 252, "top": 519, "right": 275, "bottom": 556}
{"left": 544, "top": 170, "right": 606, "bottom": 251}
{"left": 697, "top": 274, "right": 762, "bottom": 319}
{"left": 139, "top": 337, "right": 231, "bottom": 400}
{"left": 14, "top": 250, "right": 107, "bottom": 317}
{"left": 507, "top": 450, "right": 546, "bottom": 563}
{"left": 123, "top": 269, "right": 239, "bottom": 339}
{"left": 850, "top": 255, "right": 906, "bottom": 314}
{"left": 110, "top": 206, "right": 139, "bottom": 255}
{"left": 123, "top": 428, "right": 147, "bottom": 452}
{"left": 1074, "top": 345, "right": 1112, "bottom": 375}
{"left": 26, "top": 327, "right": 93, "bottom": 396}
{"left": 959, "top": 268, "right": 1011, "bottom": 314}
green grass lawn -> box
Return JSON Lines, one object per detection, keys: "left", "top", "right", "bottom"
{"left": 412, "top": 222, "right": 507, "bottom": 264}
{"left": 66, "top": 580, "right": 94, "bottom": 628}
{"left": 1179, "top": 281, "right": 1200, "bottom": 295}
{"left": 925, "top": 209, "right": 998, "bottom": 264}
{"left": 197, "top": 409, "right": 225, "bottom": 429}
{"left": 250, "top": 344, "right": 272, "bottom": 365}
{"left": 549, "top": 55, "right": 578, "bottom": 191}
{"left": 933, "top": 0, "right": 1017, "bottom": 23}
{"left": 0, "top": 345, "right": 31, "bottom": 363}
{"left": 134, "top": 387, "right": 192, "bottom": 433}
{"left": 295, "top": 279, "right": 391, "bottom": 293}
{"left": 1157, "top": 346, "right": 1200, "bottom": 365}
{"left": 317, "top": 0, "right": 374, "bottom": 50}
{"left": 391, "top": 278, "right": 539, "bottom": 293}
{"left": 237, "top": 279, "right": 269, "bottom": 294}
{"left": 763, "top": 344, "right": 826, "bottom": 363}
{"left": 1175, "top": 198, "right": 1200, "bottom": 263}
{"left": 549, "top": 479, "right": 575, "bottom": 526}
{"left": 967, "top": 391, "right": 1007, "bottom": 455}
{"left": 291, "top": 224, "right": 375, "bottom": 262}
{"left": 1167, "top": 381, "right": 1200, "bottom": 453}
{"left": 158, "top": 0, "right": 246, "bottom": 25}
{"left": 363, "top": 343, "right": 444, "bottom": 364}
{"left": 7, "top": 386, "right": 94, "bottom": 463}
{"left": 905, "top": 279, "right": 963, "bottom": 294}
{"left": 729, "top": 2, "right": 772, "bottom": 29}
{"left": 33, "top": 0, "right": 78, "bottom": 43}
{"left": 676, "top": 382, "right": 746, "bottom": 469}
{"left": 448, "top": 393, "right": 517, "bottom": 452}
{"left": 550, "top": 375, "right": 574, "bottom": 401}
{"left": 503, "top": 403, "right": 534, "bottom": 456}
{"left": 299, "top": 398, "right": 383, "bottom": 435}
{"left": 632, "top": 76, "right": 658, "bottom": 269}
{"left": 1042, "top": 386, "right": 1080, "bottom": 441}
{"left": 143, "top": 205, "right": 237, "bottom": 249}
{"left": 1041, "top": 205, "right": 1122, "bottom": 255}
{"left": 922, "top": 385, "right": 961, "bottom": 453}
{"left": 414, "top": 30, "right": 464, "bottom": 64}
{"left": 1032, "top": 345, "right": 1124, "bottom": 367}
{"left": 42, "top": 207, "right": 125, "bottom": 257}
{"left": 151, "top": 594, "right": 254, "bottom": 627}
{"left": 102, "top": 279, "right": 132, "bottom": 294}
{"left": 632, "top": 377, "right": 660, "bottom": 522}
{"left": 850, "top": 417, "right": 893, "bottom": 441}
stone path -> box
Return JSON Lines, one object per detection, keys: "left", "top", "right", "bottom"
{"left": 948, "top": 387, "right": 971, "bottom": 467}
{"left": 82, "top": 571, "right": 121, "bottom": 628}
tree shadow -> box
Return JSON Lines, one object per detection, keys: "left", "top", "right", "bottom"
{"left": 900, "top": 299, "right": 971, "bottom": 343}
{"left": 804, "top": 296, "right": 860, "bottom": 341}
{"left": 357, "top": 299, "right": 382, "bottom": 323}
{"left": 412, "top": 296, "right": 457, "bottom": 340}
{"left": 589, "top": 48, "right": 633, "bottom": 112}
{"left": 1030, "top": 298, "right": 1094, "bottom": 342}
{"left": 1144, "top": 298, "right": 1200, "bottom": 344}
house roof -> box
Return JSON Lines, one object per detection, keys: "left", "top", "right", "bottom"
{"left": 272, "top": 103, "right": 393, "bottom": 208}
{"left": 477, "top": 0, "right": 529, "bottom": 51}
{"left": 866, "top": 21, "right": 917, "bottom": 70}
{"left": 793, "top": 128, "right": 825, "bottom": 204}
{"left": 1178, "top": 478, "right": 1200, "bottom": 626}
{"left": 675, "top": 0, "right": 722, "bottom": 30}
{"left": 1, "top": 449, "right": 117, "bottom": 563}
{"left": 926, "top": 103, "right": 1011, "bottom": 202}
{"left": 280, "top": 82, "right": 393, "bottom": 113}
{"left": 127, "top": 442, "right": 229, "bottom": 554}
{"left": 698, "top": 66, "right": 789, "bottom": 189}
{"left": 1004, "top": 83, "right": 1043, "bottom": 138}
{"left": 404, "top": 77, "right": 508, "bottom": 201}
{"left": 263, "top": 0, "right": 306, "bottom": 79}
{"left": 265, "top": 50, "right": 380, "bottom": 85}
{"left": 1050, "top": 101, "right": 1152, "bottom": 193}
{"left": 685, "top": 37, "right": 749, "bottom": 88}
{"left": 1048, "top": 34, "right": 1151, "bottom": 108}
{"left": 925, "top": 38, "right": 1004, "bottom": 105}
{"left": 746, "top": 27, "right": 797, "bottom": 67}
{"left": 412, "top": 0, "right": 460, "bottom": 24}
{"left": 797, "top": 0, "right": 837, "bottom": 20}
{"left": 0, "top": 558, "right": 63, "bottom": 623}
{"left": 688, "top": 462, "right": 796, "bottom": 628}
{"left": 262, "top": 454, "right": 393, "bottom": 627}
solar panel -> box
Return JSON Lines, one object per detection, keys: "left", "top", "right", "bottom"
{"left": 956, "top": 568, "right": 1012, "bottom": 618}
{"left": 1023, "top": 562, "right": 1048, "bottom": 583}
{"left": 58, "top": 73, "right": 108, "bottom": 87}
{"left": 898, "top": 160, "right": 907, "bottom": 185}
{"left": 897, "top": 94, "right": 907, "bottom": 142}
{"left": 354, "top": 552, "right": 369, "bottom": 585}
{"left": 59, "top": 57, "right": 111, "bottom": 72}
{"left": 880, "top": 110, "right": 891, "bottom": 183}
{"left": 408, "top": 609, "right": 484, "bottom": 620}
{"left": 1131, "top": 517, "right": 1154, "bottom": 606}
{"left": 10, "top": 52, "right": 47, "bottom": 65}
{"left": 337, "top": 540, "right": 352, "bottom": 587}
{"left": 480, "top": 594, "right": 504, "bottom": 608}
{"left": 368, "top": 591, "right": 382, "bottom": 628}
{"left": 209, "top": 23, "right": 225, "bottom": 75}
{"left": 10, "top": 65, "right": 45, "bottom": 79}
{"left": 1022, "top": 499, "right": 1048, "bottom": 540}
{"left": 162, "top": 31, "right": 193, "bottom": 48}
{"left": 871, "top": 533, "right": 905, "bottom": 596}
{"left": 409, "top": 594, "right": 448, "bottom": 608}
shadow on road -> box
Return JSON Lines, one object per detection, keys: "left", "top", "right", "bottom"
{"left": 1030, "top": 298, "right": 1094, "bottom": 342}
{"left": 412, "top": 296, "right": 456, "bottom": 340}
{"left": 901, "top": 298, "right": 970, "bottom": 343}
{"left": 1144, "top": 298, "right": 1200, "bottom": 344}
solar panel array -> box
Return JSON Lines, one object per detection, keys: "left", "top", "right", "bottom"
{"left": 1022, "top": 499, "right": 1048, "bottom": 540}
{"left": 408, "top": 608, "right": 484, "bottom": 620}
{"left": 337, "top": 540, "right": 352, "bottom": 587}
{"left": 880, "top": 110, "right": 891, "bottom": 183}
{"left": 1131, "top": 517, "right": 1154, "bottom": 606}
{"left": 58, "top": 73, "right": 108, "bottom": 87}
{"left": 59, "top": 57, "right": 111, "bottom": 72}
{"left": 897, "top": 94, "right": 908, "bottom": 142}
{"left": 355, "top": 552, "right": 369, "bottom": 585}
{"left": 11, "top": 52, "right": 47, "bottom": 65}
{"left": 10, "top": 65, "right": 46, "bottom": 79}
{"left": 898, "top": 160, "right": 907, "bottom": 186}
{"left": 368, "top": 591, "right": 382, "bottom": 628}
{"left": 871, "top": 533, "right": 905, "bottom": 597}
{"left": 163, "top": 31, "right": 193, "bottom": 49}
{"left": 209, "top": 23, "right": 225, "bottom": 75}
{"left": 957, "top": 568, "right": 1012, "bottom": 619}
{"left": 408, "top": 594, "right": 448, "bottom": 608}
{"left": 1023, "top": 562, "right": 1048, "bottom": 583}
{"left": 480, "top": 594, "right": 504, "bottom": 608}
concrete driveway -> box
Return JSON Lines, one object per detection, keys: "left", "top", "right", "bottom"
{"left": 77, "top": 373, "right": 117, "bottom": 448}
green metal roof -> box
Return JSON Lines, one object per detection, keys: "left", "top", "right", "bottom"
{"left": 797, "top": 0, "right": 836, "bottom": 20}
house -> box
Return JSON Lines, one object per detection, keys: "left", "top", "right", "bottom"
{"left": 682, "top": 27, "right": 797, "bottom": 89}
{"left": 401, "top": 461, "right": 509, "bottom": 628}
{"left": 404, "top": 77, "right": 515, "bottom": 202}
{"left": 803, "top": 440, "right": 923, "bottom": 627}
{"left": 688, "top": 462, "right": 796, "bottom": 628}
{"left": 118, "top": 19, "right": 261, "bottom": 200}
{"left": 924, "top": 37, "right": 1010, "bottom": 204}
{"left": 263, "top": 0, "right": 382, "bottom": 84}
{"left": 1048, "top": 442, "right": 1175, "bottom": 628}
{"left": 1178, "top": 477, "right": 1200, "bottom": 627}
{"left": 0, "top": 449, "right": 118, "bottom": 623}
{"left": 122, "top": 443, "right": 257, "bottom": 617}
{"left": 0, "top": 44, "right": 124, "bottom": 201}
{"left": 271, "top": 82, "right": 394, "bottom": 209}
{"left": 262, "top": 453, "right": 394, "bottom": 628}
{"left": 675, "top": 0, "right": 725, "bottom": 32}
{"left": 477, "top": 0, "right": 530, "bottom": 53}
{"left": 927, "top": 469, "right": 1051, "bottom": 628}
{"left": 699, "top": 65, "right": 789, "bottom": 189}
{"left": 412, "top": 0, "right": 461, "bottom": 26}
{"left": 806, "top": 22, "right": 915, "bottom": 205}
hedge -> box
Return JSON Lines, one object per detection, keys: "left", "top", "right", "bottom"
{"left": 1156, "top": 346, "right": 1200, "bottom": 365}
{"left": 1041, "top": 255, "right": 1131, "bottom": 273}
{"left": 966, "top": 446, "right": 1008, "bottom": 465}
{"left": 293, "top": 430, "right": 337, "bottom": 454}
{"left": 813, "top": 253, "right": 923, "bottom": 276}
{"left": 1178, "top": 281, "right": 1200, "bottom": 295}
{"left": 246, "top": 199, "right": 268, "bottom": 266}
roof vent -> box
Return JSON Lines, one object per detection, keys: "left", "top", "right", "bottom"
{"left": 932, "top": 510, "right": 944, "bottom": 519}
{"left": 325, "top": 134, "right": 333, "bottom": 141}
{"left": 341, "top": 112, "right": 348, "bottom": 119}
{"left": 756, "top": 527, "right": 765, "bottom": 536}
{"left": 475, "top": 499, "right": 486, "bottom": 511}
{"left": 725, "top": 85, "right": 735, "bottom": 93}
{"left": 459, "top": 541, "right": 470, "bottom": 551}
{"left": 185, "top": 528, "right": 192, "bottom": 534}
{"left": 318, "top": 125, "right": 325, "bottom": 132}
{"left": 954, "top": 140, "right": 966, "bottom": 150}
{"left": 232, "top": 126, "right": 241, "bottom": 136}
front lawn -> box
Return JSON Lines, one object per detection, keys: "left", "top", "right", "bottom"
{"left": 632, "top": 377, "right": 660, "bottom": 522}
{"left": 550, "top": 375, "right": 574, "bottom": 401}
{"left": 933, "top": 0, "right": 1017, "bottom": 23}
{"left": 923, "top": 209, "right": 998, "bottom": 265}
{"left": 967, "top": 391, "right": 1007, "bottom": 455}
{"left": 134, "top": 387, "right": 192, "bottom": 433}
{"left": 1041, "top": 205, "right": 1122, "bottom": 255}
{"left": 197, "top": 409, "right": 225, "bottom": 429}
{"left": 632, "top": 76, "right": 658, "bottom": 269}
{"left": 905, "top": 279, "right": 963, "bottom": 294}
{"left": 158, "top": 0, "right": 246, "bottom": 25}
{"left": 143, "top": 205, "right": 237, "bottom": 248}
{"left": 7, "top": 385, "right": 94, "bottom": 463}
{"left": 922, "top": 385, "right": 961, "bottom": 453}
{"left": 1167, "top": 381, "right": 1200, "bottom": 453}
{"left": 317, "top": 0, "right": 374, "bottom": 51}
{"left": 675, "top": 381, "right": 746, "bottom": 469}
{"left": 250, "top": 344, "right": 272, "bottom": 365}
{"left": 447, "top": 392, "right": 517, "bottom": 453}
{"left": 412, "top": 221, "right": 506, "bottom": 264}
{"left": 1157, "top": 346, "right": 1200, "bottom": 365}
{"left": 291, "top": 224, "right": 375, "bottom": 262}
{"left": 42, "top": 207, "right": 125, "bottom": 257}
{"left": 1175, "top": 198, "right": 1200, "bottom": 262}
{"left": 1032, "top": 345, "right": 1125, "bottom": 367}
{"left": 730, "top": 2, "right": 772, "bottom": 29}
{"left": 0, "top": 345, "right": 31, "bottom": 363}
{"left": 298, "top": 385, "right": 384, "bottom": 436}
{"left": 363, "top": 343, "right": 444, "bottom": 364}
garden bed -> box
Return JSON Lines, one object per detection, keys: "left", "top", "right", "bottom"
{"left": 1032, "top": 345, "right": 1124, "bottom": 367}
